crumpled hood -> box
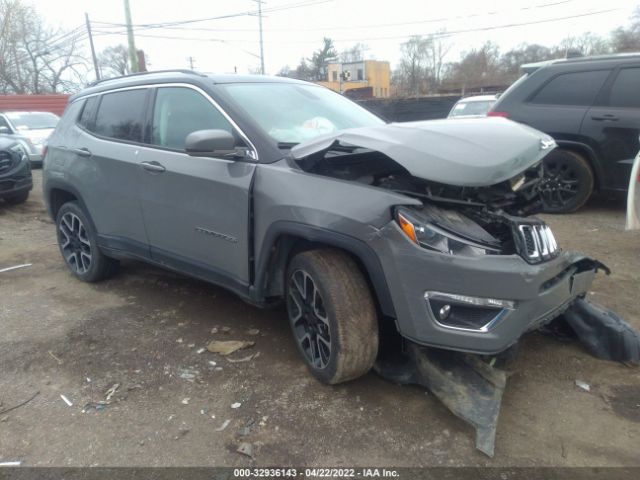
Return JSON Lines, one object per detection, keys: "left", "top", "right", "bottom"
{"left": 291, "top": 117, "right": 556, "bottom": 187}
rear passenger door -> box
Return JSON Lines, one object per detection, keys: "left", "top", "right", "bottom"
{"left": 69, "top": 89, "right": 150, "bottom": 256}
{"left": 519, "top": 69, "right": 611, "bottom": 141}
{"left": 581, "top": 66, "right": 640, "bottom": 192}
{"left": 138, "top": 85, "right": 256, "bottom": 288}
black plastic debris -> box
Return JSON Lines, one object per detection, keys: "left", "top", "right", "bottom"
{"left": 375, "top": 343, "right": 506, "bottom": 457}
{"left": 559, "top": 298, "right": 640, "bottom": 363}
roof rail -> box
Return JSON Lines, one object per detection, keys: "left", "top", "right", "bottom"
{"left": 88, "top": 69, "right": 206, "bottom": 87}
{"left": 522, "top": 52, "right": 640, "bottom": 73}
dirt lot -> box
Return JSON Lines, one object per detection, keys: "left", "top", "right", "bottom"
{"left": 1, "top": 170, "right": 639, "bottom": 467}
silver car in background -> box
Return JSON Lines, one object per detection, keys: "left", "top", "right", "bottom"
{"left": 0, "top": 111, "right": 59, "bottom": 167}
{"left": 448, "top": 94, "right": 498, "bottom": 119}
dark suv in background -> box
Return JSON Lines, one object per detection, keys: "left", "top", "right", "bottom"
{"left": 0, "top": 137, "right": 32, "bottom": 205}
{"left": 490, "top": 54, "right": 640, "bottom": 213}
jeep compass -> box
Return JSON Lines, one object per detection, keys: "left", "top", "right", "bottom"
{"left": 43, "top": 71, "right": 604, "bottom": 384}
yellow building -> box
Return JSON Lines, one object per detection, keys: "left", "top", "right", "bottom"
{"left": 317, "top": 60, "right": 391, "bottom": 98}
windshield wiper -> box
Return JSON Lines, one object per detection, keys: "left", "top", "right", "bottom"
{"left": 277, "top": 142, "right": 299, "bottom": 149}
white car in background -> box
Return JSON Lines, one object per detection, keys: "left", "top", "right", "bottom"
{"left": 448, "top": 94, "right": 498, "bottom": 119}
{"left": 0, "top": 111, "right": 59, "bottom": 167}
{"left": 627, "top": 147, "right": 640, "bottom": 231}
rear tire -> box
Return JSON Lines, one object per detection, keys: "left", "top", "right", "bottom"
{"left": 286, "top": 249, "right": 379, "bottom": 384}
{"left": 55, "top": 201, "right": 118, "bottom": 282}
{"left": 540, "top": 149, "right": 594, "bottom": 213}
{"left": 4, "top": 190, "right": 29, "bottom": 205}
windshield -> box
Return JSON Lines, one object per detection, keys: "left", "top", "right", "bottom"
{"left": 449, "top": 100, "right": 494, "bottom": 117}
{"left": 6, "top": 112, "right": 59, "bottom": 130}
{"left": 220, "top": 83, "right": 384, "bottom": 145}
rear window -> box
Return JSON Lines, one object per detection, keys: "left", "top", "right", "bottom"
{"left": 530, "top": 70, "right": 610, "bottom": 106}
{"left": 93, "top": 89, "right": 147, "bottom": 142}
{"left": 78, "top": 96, "right": 99, "bottom": 131}
{"left": 608, "top": 68, "right": 640, "bottom": 109}
{"left": 4, "top": 111, "right": 59, "bottom": 130}
{"left": 449, "top": 100, "right": 494, "bottom": 117}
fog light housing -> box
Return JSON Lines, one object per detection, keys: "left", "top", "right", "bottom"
{"left": 425, "top": 292, "right": 515, "bottom": 332}
{"left": 438, "top": 304, "right": 451, "bottom": 321}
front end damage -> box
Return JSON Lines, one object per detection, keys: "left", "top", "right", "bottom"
{"left": 289, "top": 118, "right": 628, "bottom": 457}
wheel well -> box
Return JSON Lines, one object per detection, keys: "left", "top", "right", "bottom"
{"left": 49, "top": 188, "right": 78, "bottom": 219}
{"left": 259, "top": 234, "right": 394, "bottom": 320}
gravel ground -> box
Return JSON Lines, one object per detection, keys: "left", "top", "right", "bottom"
{"left": 0, "top": 170, "right": 639, "bottom": 467}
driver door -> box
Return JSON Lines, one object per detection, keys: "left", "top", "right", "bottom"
{"left": 138, "top": 85, "right": 256, "bottom": 287}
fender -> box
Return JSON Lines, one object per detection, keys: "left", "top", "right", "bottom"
{"left": 43, "top": 177, "right": 92, "bottom": 222}
{"left": 554, "top": 140, "right": 604, "bottom": 190}
{"left": 251, "top": 220, "right": 397, "bottom": 319}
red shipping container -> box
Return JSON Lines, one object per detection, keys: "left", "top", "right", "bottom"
{"left": 0, "top": 94, "right": 70, "bottom": 116}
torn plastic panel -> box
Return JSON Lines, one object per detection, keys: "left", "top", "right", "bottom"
{"left": 547, "top": 298, "right": 640, "bottom": 364}
{"left": 375, "top": 342, "right": 506, "bottom": 457}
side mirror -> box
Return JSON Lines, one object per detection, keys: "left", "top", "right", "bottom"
{"left": 185, "top": 129, "right": 238, "bottom": 158}
{"left": 0, "top": 126, "right": 10, "bottom": 134}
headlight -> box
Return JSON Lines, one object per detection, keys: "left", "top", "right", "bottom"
{"left": 395, "top": 207, "right": 501, "bottom": 256}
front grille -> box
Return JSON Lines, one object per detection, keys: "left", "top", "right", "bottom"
{"left": 517, "top": 223, "right": 559, "bottom": 263}
{"left": 0, "top": 151, "right": 14, "bottom": 174}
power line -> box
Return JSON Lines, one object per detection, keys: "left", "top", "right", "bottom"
{"left": 92, "top": 0, "right": 331, "bottom": 29}
{"left": 95, "top": 0, "right": 578, "bottom": 34}
{"left": 92, "top": 7, "right": 624, "bottom": 45}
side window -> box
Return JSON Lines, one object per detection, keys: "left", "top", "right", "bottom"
{"left": 53, "top": 99, "right": 85, "bottom": 138}
{"left": 530, "top": 70, "right": 610, "bottom": 106}
{"left": 93, "top": 89, "right": 147, "bottom": 142}
{"left": 608, "top": 68, "right": 640, "bottom": 109}
{"left": 77, "top": 96, "right": 99, "bottom": 131}
{"left": 151, "top": 87, "right": 233, "bottom": 150}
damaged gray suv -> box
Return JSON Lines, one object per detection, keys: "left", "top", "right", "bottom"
{"left": 43, "top": 71, "right": 606, "bottom": 385}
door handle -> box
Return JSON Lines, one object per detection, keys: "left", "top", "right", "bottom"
{"left": 591, "top": 114, "right": 619, "bottom": 122}
{"left": 72, "top": 147, "right": 92, "bottom": 157}
{"left": 141, "top": 161, "right": 166, "bottom": 173}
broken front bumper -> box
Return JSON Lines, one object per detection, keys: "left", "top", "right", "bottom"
{"left": 373, "top": 222, "right": 603, "bottom": 354}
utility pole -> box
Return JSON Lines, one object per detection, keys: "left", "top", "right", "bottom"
{"left": 123, "top": 0, "right": 139, "bottom": 73}
{"left": 253, "top": 0, "right": 265, "bottom": 75}
{"left": 85, "top": 13, "right": 100, "bottom": 81}
{"left": 188, "top": 56, "right": 195, "bottom": 70}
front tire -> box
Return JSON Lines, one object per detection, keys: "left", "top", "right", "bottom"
{"left": 540, "top": 149, "right": 594, "bottom": 213}
{"left": 286, "top": 249, "right": 379, "bottom": 384}
{"left": 56, "top": 202, "right": 117, "bottom": 282}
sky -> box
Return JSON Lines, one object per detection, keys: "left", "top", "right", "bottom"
{"left": 29, "top": 0, "right": 639, "bottom": 77}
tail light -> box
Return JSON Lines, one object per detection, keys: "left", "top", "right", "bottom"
{"left": 42, "top": 143, "right": 48, "bottom": 160}
{"left": 488, "top": 110, "right": 509, "bottom": 118}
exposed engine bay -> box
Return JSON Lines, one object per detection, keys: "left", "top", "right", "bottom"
{"left": 294, "top": 142, "right": 558, "bottom": 264}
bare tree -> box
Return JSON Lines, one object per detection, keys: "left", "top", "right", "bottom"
{"left": 554, "top": 32, "right": 611, "bottom": 58}
{"left": 445, "top": 42, "right": 502, "bottom": 92}
{"left": 340, "top": 43, "right": 369, "bottom": 63}
{"left": 394, "top": 35, "right": 432, "bottom": 96}
{"left": 0, "top": 0, "right": 89, "bottom": 94}
{"left": 611, "top": 6, "right": 640, "bottom": 53}
{"left": 426, "top": 32, "right": 452, "bottom": 87}
{"left": 98, "top": 45, "right": 130, "bottom": 79}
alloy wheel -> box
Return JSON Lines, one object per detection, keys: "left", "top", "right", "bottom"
{"left": 59, "top": 212, "right": 92, "bottom": 274}
{"left": 539, "top": 157, "right": 580, "bottom": 208}
{"left": 287, "top": 269, "right": 332, "bottom": 369}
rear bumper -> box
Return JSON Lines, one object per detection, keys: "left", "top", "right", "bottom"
{"left": 372, "top": 222, "right": 600, "bottom": 354}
